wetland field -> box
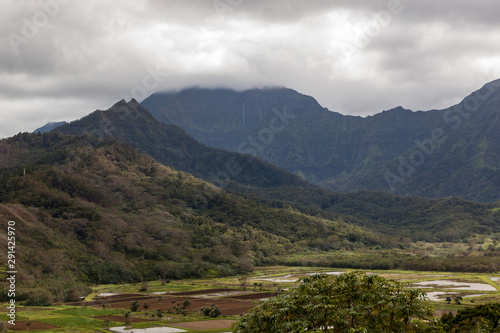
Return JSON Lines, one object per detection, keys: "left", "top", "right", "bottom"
{"left": 1, "top": 266, "right": 499, "bottom": 332}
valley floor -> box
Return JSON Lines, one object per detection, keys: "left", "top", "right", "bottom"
{"left": 1, "top": 266, "right": 499, "bottom": 332}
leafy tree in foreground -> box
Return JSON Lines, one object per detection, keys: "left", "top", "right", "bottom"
{"left": 233, "top": 272, "right": 434, "bottom": 333}
{"left": 440, "top": 303, "right": 500, "bottom": 332}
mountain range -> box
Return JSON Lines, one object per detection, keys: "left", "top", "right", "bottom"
{"left": 142, "top": 80, "right": 500, "bottom": 202}
{"left": 49, "top": 98, "right": 500, "bottom": 242}
{"left": 55, "top": 99, "right": 307, "bottom": 190}
{"left": 0, "top": 132, "right": 359, "bottom": 301}
{"left": 3, "top": 89, "right": 500, "bottom": 303}
{"left": 48, "top": 98, "right": 500, "bottom": 242}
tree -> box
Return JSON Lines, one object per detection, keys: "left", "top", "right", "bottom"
{"left": 156, "top": 308, "right": 164, "bottom": 319}
{"left": 440, "top": 303, "right": 500, "bottom": 332}
{"left": 233, "top": 272, "right": 434, "bottom": 332}
{"left": 200, "top": 304, "right": 221, "bottom": 318}
{"left": 130, "top": 300, "right": 139, "bottom": 312}
{"left": 239, "top": 277, "right": 248, "bottom": 290}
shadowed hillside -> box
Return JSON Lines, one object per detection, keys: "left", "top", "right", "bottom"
{"left": 142, "top": 80, "right": 500, "bottom": 201}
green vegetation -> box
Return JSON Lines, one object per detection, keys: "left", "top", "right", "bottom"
{"left": 39, "top": 316, "right": 109, "bottom": 328}
{"left": 1, "top": 131, "right": 500, "bottom": 306}
{"left": 200, "top": 304, "right": 221, "bottom": 318}
{"left": 1, "top": 267, "right": 499, "bottom": 332}
{"left": 233, "top": 272, "right": 434, "bottom": 332}
{"left": 440, "top": 303, "right": 500, "bottom": 332}
{"left": 52, "top": 308, "right": 121, "bottom": 317}
{"left": 0, "top": 132, "right": 380, "bottom": 303}
{"left": 237, "top": 186, "right": 500, "bottom": 244}
{"left": 56, "top": 99, "right": 308, "bottom": 189}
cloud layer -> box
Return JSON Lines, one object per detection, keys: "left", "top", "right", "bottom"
{"left": 1, "top": 0, "right": 499, "bottom": 137}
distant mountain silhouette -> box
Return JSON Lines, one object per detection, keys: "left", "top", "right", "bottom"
{"left": 33, "top": 121, "right": 67, "bottom": 133}
{"left": 142, "top": 80, "right": 500, "bottom": 202}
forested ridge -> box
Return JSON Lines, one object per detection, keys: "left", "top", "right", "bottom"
{"left": 1, "top": 131, "right": 499, "bottom": 305}
{"left": 0, "top": 132, "right": 377, "bottom": 304}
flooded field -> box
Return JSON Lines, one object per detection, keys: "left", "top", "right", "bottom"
{"left": 250, "top": 269, "right": 500, "bottom": 303}
{"left": 50, "top": 267, "right": 499, "bottom": 332}
{"left": 413, "top": 280, "right": 496, "bottom": 291}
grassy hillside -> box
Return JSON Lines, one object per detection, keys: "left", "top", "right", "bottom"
{"left": 0, "top": 132, "right": 499, "bottom": 305}
{"left": 0, "top": 132, "right": 379, "bottom": 304}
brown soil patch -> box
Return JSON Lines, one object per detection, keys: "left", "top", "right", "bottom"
{"left": 7, "top": 320, "right": 59, "bottom": 331}
{"left": 94, "top": 315, "right": 153, "bottom": 323}
{"left": 170, "top": 319, "right": 236, "bottom": 330}
{"left": 169, "top": 288, "right": 235, "bottom": 296}
{"left": 225, "top": 292, "right": 279, "bottom": 300}
{"left": 109, "top": 295, "right": 255, "bottom": 316}
{"left": 67, "top": 289, "right": 237, "bottom": 307}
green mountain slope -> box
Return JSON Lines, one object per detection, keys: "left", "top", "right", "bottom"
{"left": 142, "top": 80, "right": 500, "bottom": 201}
{"left": 1, "top": 124, "right": 500, "bottom": 304}
{"left": 371, "top": 80, "right": 500, "bottom": 202}
{"left": 55, "top": 99, "right": 308, "bottom": 189}
{"left": 51, "top": 97, "right": 500, "bottom": 240}
{"left": 0, "top": 132, "right": 377, "bottom": 303}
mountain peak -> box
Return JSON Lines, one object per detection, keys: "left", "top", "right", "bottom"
{"left": 111, "top": 99, "right": 128, "bottom": 108}
{"left": 128, "top": 98, "right": 141, "bottom": 108}
{"left": 109, "top": 98, "right": 143, "bottom": 111}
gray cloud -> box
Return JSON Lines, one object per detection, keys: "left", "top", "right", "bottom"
{"left": 0, "top": 0, "right": 499, "bottom": 138}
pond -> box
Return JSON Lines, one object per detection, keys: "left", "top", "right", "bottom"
{"left": 413, "top": 280, "right": 496, "bottom": 291}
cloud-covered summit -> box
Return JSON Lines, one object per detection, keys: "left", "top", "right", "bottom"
{"left": 1, "top": 0, "right": 499, "bottom": 138}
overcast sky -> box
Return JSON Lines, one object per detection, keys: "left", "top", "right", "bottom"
{"left": 1, "top": 0, "right": 499, "bottom": 138}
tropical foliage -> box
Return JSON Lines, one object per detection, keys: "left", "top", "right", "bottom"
{"left": 440, "top": 303, "right": 500, "bottom": 332}
{"left": 233, "top": 272, "right": 434, "bottom": 332}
